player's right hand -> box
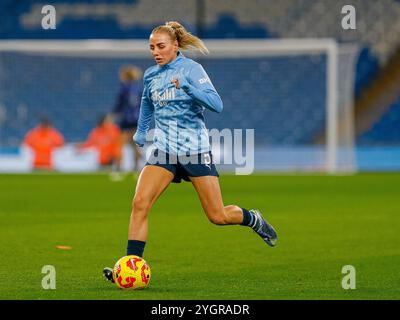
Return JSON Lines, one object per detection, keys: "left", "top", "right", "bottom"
{"left": 133, "top": 132, "right": 145, "bottom": 147}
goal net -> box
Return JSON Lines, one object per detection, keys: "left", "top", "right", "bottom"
{"left": 0, "top": 39, "right": 358, "bottom": 173}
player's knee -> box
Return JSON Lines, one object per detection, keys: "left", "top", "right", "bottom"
{"left": 132, "top": 194, "right": 151, "bottom": 216}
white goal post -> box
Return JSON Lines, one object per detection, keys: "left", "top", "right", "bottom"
{"left": 0, "top": 39, "right": 359, "bottom": 173}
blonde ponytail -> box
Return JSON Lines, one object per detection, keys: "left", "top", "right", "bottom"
{"left": 152, "top": 21, "right": 209, "bottom": 55}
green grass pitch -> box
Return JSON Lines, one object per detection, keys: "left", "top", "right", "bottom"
{"left": 0, "top": 173, "right": 399, "bottom": 300}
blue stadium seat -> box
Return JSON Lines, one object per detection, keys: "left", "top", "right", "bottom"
{"left": 359, "top": 98, "right": 400, "bottom": 144}
{"left": 354, "top": 47, "right": 379, "bottom": 97}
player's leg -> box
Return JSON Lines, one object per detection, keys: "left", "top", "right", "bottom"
{"left": 123, "top": 128, "right": 141, "bottom": 172}
{"left": 131, "top": 128, "right": 142, "bottom": 171}
{"left": 133, "top": 143, "right": 142, "bottom": 171}
{"left": 108, "top": 129, "right": 125, "bottom": 181}
{"left": 109, "top": 136, "right": 123, "bottom": 180}
{"left": 117, "top": 129, "right": 140, "bottom": 174}
{"left": 103, "top": 165, "right": 174, "bottom": 282}
{"left": 189, "top": 175, "right": 241, "bottom": 224}
{"left": 190, "top": 175, "right": 278, "bottom": 246}
{"left": 127, "top": 165, "right": 174, "bottom": 251}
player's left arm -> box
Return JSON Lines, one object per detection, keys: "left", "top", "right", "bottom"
{"left": 173, "top": 64, "right": 223, "bottom": 113}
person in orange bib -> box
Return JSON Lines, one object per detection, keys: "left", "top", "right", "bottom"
{"left": 23, "top": 117, "right": 65, "bottom": 169}
{"left": 77, "top": 114, "right": 122, "bottom": 167}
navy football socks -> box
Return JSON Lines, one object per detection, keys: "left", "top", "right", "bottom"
{"left": 240, "top": 208, "right": 255, "bottom": 227}
{"left": 127, "top": 240, "right": 146, "bottom": 257}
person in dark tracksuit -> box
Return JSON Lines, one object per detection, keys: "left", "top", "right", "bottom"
{"left": 113, "top": 66, "right": 143, "bottom": 172}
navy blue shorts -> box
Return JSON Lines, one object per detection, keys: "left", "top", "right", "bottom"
{"left": 145, "top": 149, "right": 219, "bottom": 183}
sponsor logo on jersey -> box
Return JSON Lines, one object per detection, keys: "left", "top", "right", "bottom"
{"left": 199, "top": 77, "right": 211, "bottom": 84}
{"left": 151, "top": 88, "right": 175, "bottom": 107}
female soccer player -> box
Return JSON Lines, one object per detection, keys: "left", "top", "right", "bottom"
{"left": 112, "top": 66, "right": 143, "bottom": 172}
{"left": 104, "top": 21, "right": 277, "bottom": 281}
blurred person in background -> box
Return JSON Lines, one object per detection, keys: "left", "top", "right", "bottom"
{"left": 112, "top": 65, "right": 143, "bottom": 173}
{"left": 23, "top": 117, "right": 64, "bottom": 170}
{"left": 76, "top": 114, "right": 122, "bottom": 176}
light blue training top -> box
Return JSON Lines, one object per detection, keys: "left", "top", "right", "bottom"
{"left": 133, "top": 51, "right": 223, "bottom": 155}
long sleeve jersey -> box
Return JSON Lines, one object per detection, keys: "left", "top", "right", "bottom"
{"left": 134, "top": 51, "right": 223, "bottom": 155}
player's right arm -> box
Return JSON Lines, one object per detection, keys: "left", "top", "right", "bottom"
{"left": 133, "top": 72, "right": 154, "bottom": 147}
